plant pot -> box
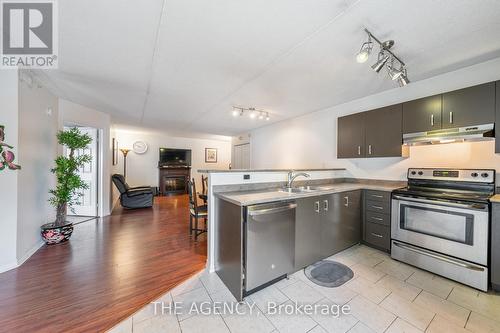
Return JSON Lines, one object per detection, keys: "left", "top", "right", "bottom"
{"left": 41, "top": 221, "right": 74, "bottom": 245}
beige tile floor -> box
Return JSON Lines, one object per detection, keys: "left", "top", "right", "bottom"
{"left": 109, "top": 245, "right": 500, "bottom": 333}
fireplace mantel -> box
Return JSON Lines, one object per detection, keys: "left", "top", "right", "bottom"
{"left": 158, "top": 166, "right": 191, "bottom": 195}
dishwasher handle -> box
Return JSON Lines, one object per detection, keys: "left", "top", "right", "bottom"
{"left": 248, "top": 203, "right": 297, "bottom": 217}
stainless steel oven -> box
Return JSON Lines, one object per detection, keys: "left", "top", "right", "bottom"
{"left": 391, "top": 168, "right": 495, "bottom": 291}
{"left": 392, "top": 195, "right": 489, "bottom": 265}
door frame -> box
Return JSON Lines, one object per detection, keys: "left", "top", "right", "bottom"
{"left": 63, "top": 122, "right": 104, "bottom": 217}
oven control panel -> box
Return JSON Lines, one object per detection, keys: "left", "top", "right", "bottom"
{"left": 408, "top": 168, "right": 495, "bottom": 183}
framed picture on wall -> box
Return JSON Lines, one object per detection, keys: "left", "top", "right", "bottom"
{"left": 112, "top": 138, "right": 119, "bottom": 165}
{"left": 205, "top": 148, "right": 217, "bottom": 163}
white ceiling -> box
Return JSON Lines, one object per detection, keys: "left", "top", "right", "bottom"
{"left": 37, "top": 0, "right": 500, "bottom": 136}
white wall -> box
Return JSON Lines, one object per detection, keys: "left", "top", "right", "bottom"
{"left": 251, "top": 57, "right": 500, "bottom": 183}
{"left": 59, "top": 99, "right": 112, "bottom": 216}
{"left": 0, "top": 70, "right": 19, "bottom": 272}
{"left": 17, "top": 73, "right": 59, "bottom": 263}
{"left": 112, "top": 127, "right": 232, "bottom": 203}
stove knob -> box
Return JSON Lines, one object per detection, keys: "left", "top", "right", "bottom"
{"left": 411, "top": 171, "right": 416, "bottom": 175}
{"left": 481, "top": 172, "right": 489, "bottom": 178}
{"left": 418, "top": 171, "right": 423, "bottom": 175}
{"left": 471, "top": 172, "right": 479, "bottom": 178}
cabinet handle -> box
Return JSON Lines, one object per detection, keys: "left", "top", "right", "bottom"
{"left": 323, "top": 200, "right": 329, "bottom": 212}
{"left": 371, "top": 217, "right": 384, "bottom": 221}
{"left": 357, "top": 146, "right": 361, "bottom": 155}
{"left": 344, "top": 196, "right": 349, "bottom": 207}
{"left": 371, "top": 194, "right": 383, "bottom": 198}
{"left": 314, "top": 201, "right": 320, "bottom": 213}
{"left": 371, "top": 233, "right": 384, "bottom": 238}
{"left": 431, "top": 114, "right": 434, "bottom": 126}
{"left": 368, "top": 145, "right": 372, "bottom": 155}
{"left": 449, "top": 111, "right": 453, "bottom": 124}
{"left": 371, "top": 205, "right": 384, "bottom": 210}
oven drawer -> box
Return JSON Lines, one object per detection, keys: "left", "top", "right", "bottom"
{"left": 391, "top": 240, "right": 488, "bottom": 291}
{"left": 365, "top": 190, "right": 391, "bottom": 202}
{"left": 365, "top": 211, "right": 390, "bottom": 226}
{"left": 366, "top": 199, "right": 390, "bottom": 214}
{"left": 365, "top": 222, "right": 390, "bottom": 250}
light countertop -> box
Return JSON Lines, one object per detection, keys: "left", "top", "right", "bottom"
{"left": 198, "top": 168, "right": 345, "bottom": 173}
{"left": 490, "top": 194, "right": 500, "bottom": 203}
{"left": 216, "top": 182, "right": 403, "bottom": 206}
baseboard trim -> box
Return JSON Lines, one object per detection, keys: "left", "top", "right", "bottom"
{"left": 0, "top": 261, "right": 19, "bottom": 274}
{"left": 17, "top": 240, "right": 45, "bottom": 267}
{"left": 0, "top": 240, "right": 45, "bottom": 274}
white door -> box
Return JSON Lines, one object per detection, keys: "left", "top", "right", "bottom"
{"left": 233, "top": 144, "right": 250, "bottom": 169}
{"left": 65, "top": 127, "right": 98, "bottom": 217}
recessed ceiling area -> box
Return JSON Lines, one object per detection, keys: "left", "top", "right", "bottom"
{"left": 36, "top": 0, "right": 500, "bottom": 136}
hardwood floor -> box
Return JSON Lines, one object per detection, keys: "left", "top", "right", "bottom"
{"left": 0, "top": 195, "right": 207, "bottom": 333}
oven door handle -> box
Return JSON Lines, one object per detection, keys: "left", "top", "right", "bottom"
{"left": 393, "top": 241, "right": 485, "bottom": 271}
{"left": 392, "top": 195, "right": 488, "bottom": 211}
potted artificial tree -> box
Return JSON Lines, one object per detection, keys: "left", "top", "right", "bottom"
{"left": 41, "top": 127, "right": 92, "bottom": 245}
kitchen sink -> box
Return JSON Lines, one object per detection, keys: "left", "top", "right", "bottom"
{"left": 279, "top": 186, "right": 324, "bottom": 193}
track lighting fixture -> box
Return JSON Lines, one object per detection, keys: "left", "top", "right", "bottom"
{"left": 356, "top": 28, "right": 409, "bottom": 86}
{"left": 231, "top": 106, "right": 271, "bottom": 121}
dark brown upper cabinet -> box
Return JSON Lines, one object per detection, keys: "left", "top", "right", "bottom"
{"left": 337, "top": 105, "right": 403, "bottom": 159}
{"left": 442, "top": 82, "right": 496, "bottom": 129}
{"left": 402, "top": 95, "right": 442, "bottom": 134}
{"left": 365, "top": 104, "right": 403, "bottom": 157}
{"left": 337, "top": 112, "right": 365, "bottom": 158}
{"left": 496, "top": 81, "right": 500, "bottom": 154}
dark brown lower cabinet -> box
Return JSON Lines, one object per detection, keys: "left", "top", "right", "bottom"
{"left": 320, "top": 191, "right": 361, "bottom": 258}
{"left": 363, "top": 190, "right": 391, "bottom": 252}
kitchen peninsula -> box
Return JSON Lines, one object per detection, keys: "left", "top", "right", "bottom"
{"left": 200, "top": 168, "right": 405, "bottom": 300}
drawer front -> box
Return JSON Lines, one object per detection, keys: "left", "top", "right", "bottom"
{"left": 365, "top": 190, "right": 391, "bottom": 202}
{"left": 365, "top": 211, "right": 390, "bottom": 226}
{"left": 365, "top": 199, "right": 390, "bottom": 214}
{"left": 365, "top": 222, "right": 390, "bottom": 250}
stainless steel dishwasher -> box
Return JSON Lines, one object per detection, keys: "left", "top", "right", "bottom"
{"left": 245, "top": 201, "right": 296, "bottom": 292}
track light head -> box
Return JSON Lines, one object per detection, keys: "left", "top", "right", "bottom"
{"left": 371, "top": 52, "right": 390, "bottom": 73}
{"left": 232, "top": 108, "right": 240, "bottom": 117}
{"left": 356, "top": 39, "right": 373, "bottom": 63}
{"left": 248, "top": 107, "right": 257, "bottom": 119}
{"left": 398, "top": 69, "right": 410, "bottom": 86}
{"left": 265, "top": 113, "right": 270, "bottom": 121}
{"left": 387, "top": 60, "right": 404, "bottom": 81}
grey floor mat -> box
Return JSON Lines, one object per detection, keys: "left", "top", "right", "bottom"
{"left": 304, "top": 260, "right": 354, "bottom": 288}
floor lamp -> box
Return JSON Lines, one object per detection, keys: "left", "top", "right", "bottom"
{"left": 120, "top": 148, "right": 131, "bottom": 180}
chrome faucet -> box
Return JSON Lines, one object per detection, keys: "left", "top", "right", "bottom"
{"left": 287, "top": 171, "right": 310, "bottom": 188}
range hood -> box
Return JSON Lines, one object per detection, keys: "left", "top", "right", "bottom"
{"left": 403, "top": 123, "right": 495, "bottom": 146}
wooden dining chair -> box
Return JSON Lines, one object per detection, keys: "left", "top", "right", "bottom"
{"left": 187, "top": 179, "right": 207, "bottom": 240}
{"left": 199, "top": 175, "right": 208, "bottom": 205}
